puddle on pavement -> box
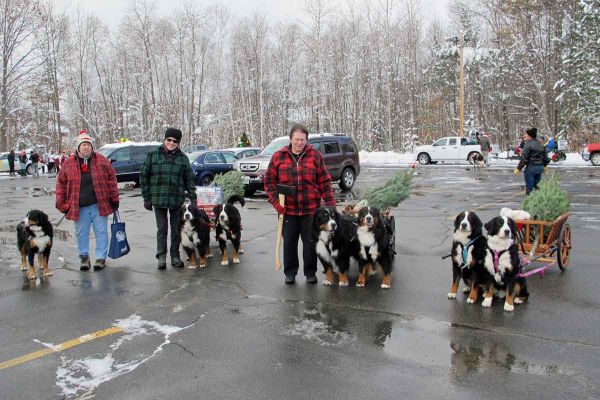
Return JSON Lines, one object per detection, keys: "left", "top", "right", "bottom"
{"left": 282, "top": 303, "right": 355, "bottom": 346}
{"left": 11, "top": 187, "right": 55, "bottom": 197}
{"left": 0, "top": 225, "right": 73, "bottom": 240}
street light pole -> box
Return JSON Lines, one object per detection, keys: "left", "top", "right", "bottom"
{"left": 459, "top": 34, "right": 465, "bottom": 138}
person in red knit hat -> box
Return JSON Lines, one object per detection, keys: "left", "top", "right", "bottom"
{"left": 55, "top": 130, "right": 120, "bottom": 270}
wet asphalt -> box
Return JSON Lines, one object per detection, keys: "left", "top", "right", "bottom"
{"left": 0, "top": 164, "right": 599, "bottom": 399}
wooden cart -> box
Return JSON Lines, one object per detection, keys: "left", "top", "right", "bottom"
{"left": 514, "top": 212, "right": 572, "bottom": 273}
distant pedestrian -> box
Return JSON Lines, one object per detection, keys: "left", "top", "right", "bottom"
{"left": 30, "top": 151, "right": 40, "bottom": 177}
{"left": 514, "top": 128, "right": 550, "bottom": 195}
{"left": 7, "top": 150, "right": 15, "bottom": 176}
{"left": 47, "top": 154, "right": 56, "bottom": 174}
{"left": 55, "top": 131, "right": 120, "bottom": 271}
{"left": 140, "top": 128, "right": 197, "bottom": 270}
{"left": 479, "top": 134, "right": 492, "bottom": 166}
{"left": 18, "top": 151, "right": 27, "bottom": 176}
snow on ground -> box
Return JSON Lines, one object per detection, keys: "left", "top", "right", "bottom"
{"left": 359, "top": 151, "right": 590, "bottom": 167}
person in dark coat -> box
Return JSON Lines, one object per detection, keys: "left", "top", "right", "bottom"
{"left": 18, "top": 151, "right": 27, "bottom": 176}
{"left": 7, "top": 150, "right": 15, "bottom": 176}
{"left": 514, "top": 127, "right": 550, "bottom": 195}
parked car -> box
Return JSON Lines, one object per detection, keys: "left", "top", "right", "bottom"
{"left": 234, "top": 133, "right": 361, "bottom": 196}
{"left": 221, "top": 147, "right": 262, "bottom": 159}
{"left": 0, "top": 152, "right": 10, "bottom": 173}
{"left": 582, "top": 142, "right": 600, "bottom": 166}
{"left": 0, "top": 151, "right": 47, "bottom": 174}
{"left": 182, "top": 144, "right": 208, "bottom": 154}
{"left": 188, "top": 150, "right": 239, "bottom": 186}
{"left": 414, "top": 136, "right": 484, "bottom": 165}
{"left": 97, "top": 142, "right": 161, "bottom": 185}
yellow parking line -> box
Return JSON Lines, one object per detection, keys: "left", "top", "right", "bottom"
{"left": 0, "top": 326, "right": 123, "bottom": 371}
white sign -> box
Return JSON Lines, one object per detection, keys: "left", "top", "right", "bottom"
{"left": 558, "top": 140, "right": 567, "bottom": 151}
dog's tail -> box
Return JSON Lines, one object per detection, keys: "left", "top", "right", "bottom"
{"left": 226, "top": 194, "right": 245, "bottom": 208}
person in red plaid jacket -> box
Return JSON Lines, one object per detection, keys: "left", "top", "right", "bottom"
{"left": 264, "top": 124, "right": 336, "bottom": 285}
{"left": 56, "top": 131, "right": 119, "bottom": 271}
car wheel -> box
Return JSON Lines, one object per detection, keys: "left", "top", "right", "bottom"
{"left": 338, "top": 167, "right": 355, "bottom": 191}
{"left": 467, "top": 152, "right": 481, "bottom": 165}
{"left": 244, "top": 188, "right": 256, "bottom": 197}
{"left": 26, "top": 164, "right": 32, "bottom": 175}
{"left": 417, "top": 153, "right": 431, "bottom": 165}
{"left": 591, "top": 152, "right": 600, "bottom": 166}
{"left": 200, "top": 175, "right": 213, "bottom": 186}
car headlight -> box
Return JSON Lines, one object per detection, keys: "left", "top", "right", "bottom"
{"left": 193, "top": 161, "right": 200, "bottom": 167}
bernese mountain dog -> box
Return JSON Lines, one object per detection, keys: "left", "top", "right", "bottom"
{"left": 356, "top": 206, "right": 395, "bottom": 289}
{"left": 312, "top": 206, "right": 360, "bottom": 286}
{"left": 179, "top": 202, "right": 212, "bottom": 269}
{"left": 449, "top": 211, "right": 488, "bottom": 303}
{"left": 484, "top": 216, "right": 529, "bottom": 312}
{"left": 17, "top": 210, "right": 53, "bottom": 280}
{"left": 213, "top": 194, "right": 245, "bottom": 266}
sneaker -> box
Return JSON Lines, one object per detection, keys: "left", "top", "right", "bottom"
{"left": 171, "top": 255, "right": 184, "bottom": 268}
{"left": 284, "top": 275, "right": 296, "bottom": 284}
{"left": 80, "top": 255, "right": 91, "bottom": 271}
{"left": 306, "top": 275, "right": 318, "bottom": 284}
{"left": 93, "top": 258, "right": 106, "bottom": 270}
{"left": 157, "top": 255, "right": 167, "bottom": 270}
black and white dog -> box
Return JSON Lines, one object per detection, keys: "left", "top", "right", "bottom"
{"left": 312, "top": 206, "right": 360, "bottom": 286}
{"left": 213, "top": 195, "right": 245, "bottom": 266}
{"left": 356, "top": 206, "right": 395, "bottom": 289}
{"left": 484, "top": 216, "right": 529, "bottom": 311}
{"left": 17, "top": 210, "right": 53, "bottom": 280}
{"left": 449, "top": 211, "right": 488, "bottom": 303}
{"left": 179, "top": 202, "right": 212, "bottom": 269}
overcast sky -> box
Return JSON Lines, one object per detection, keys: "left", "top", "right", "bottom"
{"left": 54, "top": 0, "right": 451, "bottom": 29}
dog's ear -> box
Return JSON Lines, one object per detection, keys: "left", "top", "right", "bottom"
{"left": 507, "top": 217, "right": 517, "bottom": 237}
{"left": 471, "top": 213, "right": 483, "bottom": 236}
{"left": 484, "top": 218, "right": 494, "bottom": 233}
{"left": 454, "top": 213, "right": 464, "bottom": 229}
{"left": 38, "top": 212, "right": 49, "bottom": 226}
{"left": 212, "top": 204, "right": 220, "bottom": 216}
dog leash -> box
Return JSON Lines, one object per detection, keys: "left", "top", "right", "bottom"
{"left": 54, "top": 213, "right": 66, "bottom": 227}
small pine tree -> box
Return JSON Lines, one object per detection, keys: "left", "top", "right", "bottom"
{"left": 522, "top": 175, "right": 570, "bottom": 223}
{"left": 213, "top": 170, "right": 245, "bottom": 201}
{"left": 361, "top": 170, "right": 414, "bottom": 209}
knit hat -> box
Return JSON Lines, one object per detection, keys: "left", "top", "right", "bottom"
{"left": 526, "top": 127, "right": 537, "bottom": 139}
{"left": 76, "top": 130, "right": 94, "bottom": 150}
{"left": 164, "top": 128, "right": 182, "bottom": 143}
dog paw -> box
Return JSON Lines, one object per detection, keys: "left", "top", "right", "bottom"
{"left": 514, "top": 297, "right": 524, "bottom": 304}
{"left": 466, "top": 297, "right": 476, "bottom": 304}
{"left": 462, "top": 286, "right": 471, "bottom": 293}
{"left": 482, "top": 297, "right": 493, "bottom": 308}
{"left": 338, "top": 281, "right": 349, "bottom": 287}
{"left": 188, "top": 265, "right": 197, "bottom": 270}
{"left": 239, "top": 249, "right": 245, "bottom": 254}
{"left": 232, "top": 258, "right": 240, "bottom": 264}
{"left": 380, "top": 283, "right": 391, "bottom": 289}
{"left": 43, "top": 271, "right": 53, "bottom": 276}
{"left": 21, "top": 266, "right": 27, "bottom": 271}
{"left": 356, "top": 282, "right": 365, "bottom": 288}
{"left": 447, "top": 292, "right": 457, "bottom": 299}
{"left": 221, "top": 261, "right": 229, "bottom": 266}
{"left": 27, "top": 273, "right": 36, "bottom": 280}
{"left": 322, "top": 279, "right": 333, "bottom": 286}
{"left": 206, "top": 253, "right": 214, "bottom": 258}
{"left": 503, "top": 302, "right": 515, "bottom": 312}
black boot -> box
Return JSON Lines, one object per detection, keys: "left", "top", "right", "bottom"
{"left": 171, "top": 255, "right": 184, "bottom": 268}
{"left": 80, "top": 255, "right": 91, "bottom": 271}
{"left": 157, "top": 254, "right": 167, "bottom": 270}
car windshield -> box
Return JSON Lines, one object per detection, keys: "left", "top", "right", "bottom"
{"left": 187, "top": 151, "right": 205, "bottom": 162}
{"left": 97, "top": 147, "right": 113, "bottom": 157}
{"left": 260, "top": 138, "right": 289, "bottom": 156}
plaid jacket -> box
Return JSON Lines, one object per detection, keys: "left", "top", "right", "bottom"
{"left": 264, "top": 144, "right": 336, "bottom": 216}
{"left": 55, "top": 153, "right": 119, "bottom": 221}
{"left": 140, "top": 146, "right": 197, "bottom": 209}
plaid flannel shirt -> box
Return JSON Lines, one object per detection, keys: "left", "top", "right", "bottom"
{"left": 140, "top": 146, "right": 197, "bottom": 209}
{"left": 55, "top": 153, "right": 119, "bottom": 221}
{"left": 264, "top": 144, "right": 336, "bottom": 216}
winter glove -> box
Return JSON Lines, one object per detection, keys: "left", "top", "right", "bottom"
{"left": 544, "top": 166, "right": 548, "bottom": 174}
{"left": 513, "top": 168, "right": 520, "bottom": 176}
{"left": 112, "top": 200, "right": 119, "bottom": 211}
{"left": 144, "top": 199, "right": 153, "bottom": 211}
{"left": 273, "top": 203, "right": 285, "bottom": 215}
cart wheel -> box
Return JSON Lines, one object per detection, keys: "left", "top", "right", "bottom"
{"left": 557, "top": 223, "right": 572, "bottom": 271}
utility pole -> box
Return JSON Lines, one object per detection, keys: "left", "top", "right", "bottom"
{"left": 449, "top": 33, "right": 470, "bottom": 137}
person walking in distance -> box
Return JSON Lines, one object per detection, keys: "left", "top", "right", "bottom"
{"left": 55, "top": 131, "right": 120, "bottom": 270}
{"left": 7, "top": 150, "right": 15, "bottom": 176}
{"left": 479, "top": 133, "right": 492, "bottom": 166}
{"left": 140, "top": 128, "right": 197, "bottom": 270}
{"left": 30, "top": 150, "right": 40, "bottom": 177}
{"left": 514, "top": 127, "right": 550, "bottom": 195}
{"left": 264, "top": 124, "right": 336, "bottom": 285}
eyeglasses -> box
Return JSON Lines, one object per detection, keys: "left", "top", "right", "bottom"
{"left": 165, "top": 138, "right": 180, "bottom": 144}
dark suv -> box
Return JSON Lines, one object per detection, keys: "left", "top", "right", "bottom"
{"left": 97, "top": 142, "right": 161, "bottom": 185}
{"left": 234, "top": 133, "right": 360, "bottom": 196}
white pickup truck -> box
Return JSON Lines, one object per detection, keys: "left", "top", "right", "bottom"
{"left": 414, "top": 136, "right": 484, "bottom": 165}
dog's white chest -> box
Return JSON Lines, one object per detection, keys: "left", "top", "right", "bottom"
{"left": 181, "top": 221, "right": 199, "bottom": 247}
{"left": 484, "top": 250, "right": 512, "bottom": 283}
{"left": 30, "top": 226, "right": 51, "bottom": 250}
{"left": 357, "top": 228, "right": 377, "bottom": 260}
{"left": 316, "top": 231, "right": 336, "bottom": 266}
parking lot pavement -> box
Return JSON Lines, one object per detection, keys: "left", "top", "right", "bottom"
{"left": 0, "top": 167, "right": 599, "bottom": 399}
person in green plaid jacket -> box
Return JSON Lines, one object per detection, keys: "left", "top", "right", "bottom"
{"left": 141, "top": 128, "right": 197, "bottom": 269}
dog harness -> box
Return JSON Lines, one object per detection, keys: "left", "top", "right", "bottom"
{"left": 457, "top": 236, "right": 480, "bottom": 269}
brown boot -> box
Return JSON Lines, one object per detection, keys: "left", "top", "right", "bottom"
{"left": 93, "top": 258, "right": 106, "bottom": 271}
{"left": 80, "top": 255, "right": 91, "bottom": 271}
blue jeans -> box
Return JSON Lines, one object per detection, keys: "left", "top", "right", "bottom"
{"left": 75, "top": 204, "right": 109, "bottom": 259}
{"left": 524, "top": 165, "right": 544, "bottom": 195}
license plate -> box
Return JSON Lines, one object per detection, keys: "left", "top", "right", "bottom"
{"left": 242, "top": 176, "right": 250, "bottom": 185}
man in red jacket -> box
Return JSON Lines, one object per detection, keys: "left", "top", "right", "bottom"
{"left": 264, "top": 124, "right": 336, "bottom": 284}
{"left": 55, "top": 131, "right": 119, "bottom": 270}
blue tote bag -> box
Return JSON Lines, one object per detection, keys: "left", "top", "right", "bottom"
{"left": 108, "top": 210, "right": 130, "bottom": 259}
